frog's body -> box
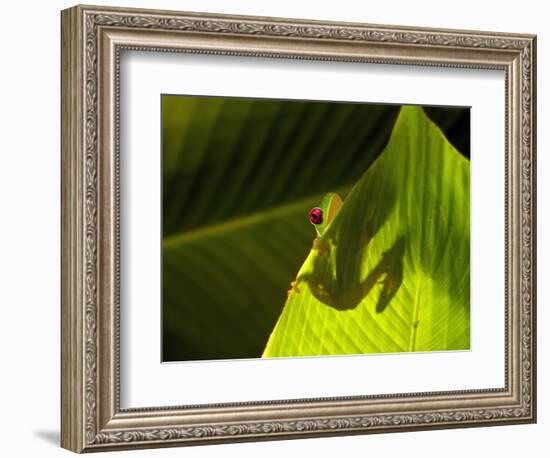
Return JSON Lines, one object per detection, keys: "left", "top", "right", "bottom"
{"left": 287, "top": 192, "right": 344, "bottom": 298}
{"left": 286, "top": 191, "right": 400, "bottom": 311}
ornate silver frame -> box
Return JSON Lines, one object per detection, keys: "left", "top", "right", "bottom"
{"left": 61, "top": 4, "right": 537, "bottom": 453}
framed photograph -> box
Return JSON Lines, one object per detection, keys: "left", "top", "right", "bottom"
{"left": 61, "top": 4, "right": 537, "bottom": 453}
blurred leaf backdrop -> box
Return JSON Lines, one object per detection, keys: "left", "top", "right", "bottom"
{"left": 162, "top": 95, "right": 469, "bottom": 361}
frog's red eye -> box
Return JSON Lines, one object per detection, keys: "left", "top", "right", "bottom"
{"left": 309, "top": 207, "right": 323, "bottom": 225}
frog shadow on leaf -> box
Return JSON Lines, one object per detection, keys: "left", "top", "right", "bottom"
{"left": 297, "top": 185, "right": 404, "bottom": 312}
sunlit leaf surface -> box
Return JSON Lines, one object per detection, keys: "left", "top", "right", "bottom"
{"left": 263, "top": 106, "right": 470, "bottom": 357}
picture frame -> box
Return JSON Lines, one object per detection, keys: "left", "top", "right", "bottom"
{"left": 61, "top": 4, "right": 537, "bottom": 453}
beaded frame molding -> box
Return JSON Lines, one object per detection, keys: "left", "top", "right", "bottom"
{"left": 61, "top": 4, "right": 537, "bottom": 453}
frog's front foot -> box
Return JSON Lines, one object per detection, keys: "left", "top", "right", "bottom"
{"left": 287, "top": 280, "right": 300, "bottom": 299}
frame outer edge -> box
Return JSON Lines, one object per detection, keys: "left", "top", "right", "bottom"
{"left": 61, "top": 5, "right": 86, "bottom": 453}
{"left": 533, "top": 36, "right": 537, "bottom": 423}
{"left": 528, "top": 36, "right": 537, "bottom": 423}
{"left": 61, "top": 4, "right": 537, "bottom": 452}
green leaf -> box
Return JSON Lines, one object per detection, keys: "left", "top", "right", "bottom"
{"left": 162, "top": 96, "right": 401, "bottom": 361}
{"left": 263, "top": 106, "right": 470, "bottom": 357}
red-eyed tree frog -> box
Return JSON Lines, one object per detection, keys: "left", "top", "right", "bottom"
{"left": 287, "top": 192, "right": 344, "bottom": 297}
{"left": 309, "top": 192, "right": 344, "bottom": 247}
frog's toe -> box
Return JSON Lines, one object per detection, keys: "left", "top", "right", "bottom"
{"left": 287, "top": 281, "right": 300, "bottom": 298}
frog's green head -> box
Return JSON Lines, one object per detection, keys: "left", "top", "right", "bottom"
{"left": 308, "top": 192, "right": 343, "bottom": 238}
